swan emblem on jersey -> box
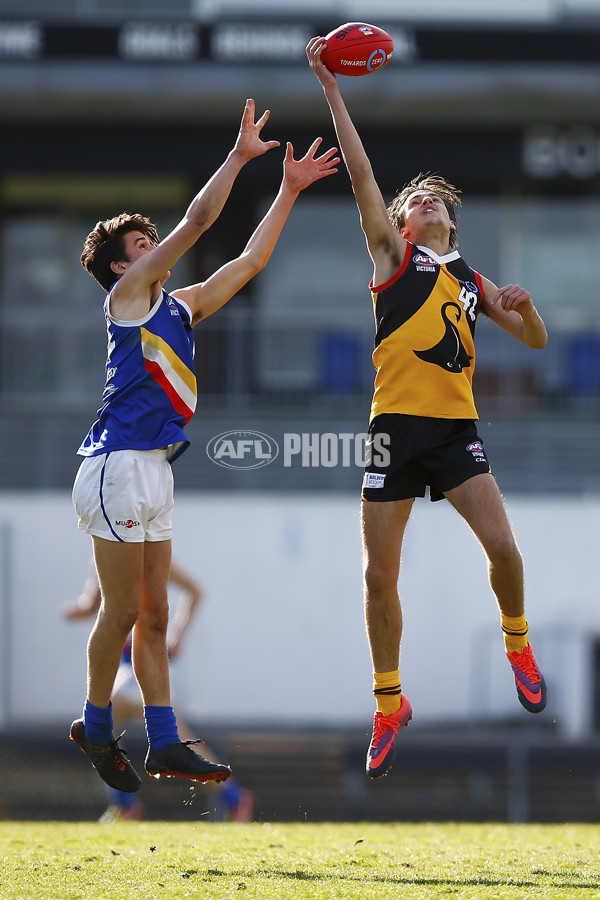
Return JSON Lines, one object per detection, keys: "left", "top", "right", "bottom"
{"left": 413, "top": 302, "right": 472, "bottom": 372}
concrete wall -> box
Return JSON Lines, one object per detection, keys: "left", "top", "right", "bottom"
{"left": 0, "top": 490, "right": 598, "bottom": 736}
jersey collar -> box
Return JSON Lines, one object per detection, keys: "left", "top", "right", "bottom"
{"left": 416, "top": 244, "right": 460, "bottom": 265}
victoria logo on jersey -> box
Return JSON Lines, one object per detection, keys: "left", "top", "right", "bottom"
{"left": 166, "top": 296, "right": 181, "bottom": 316}
{"left": 413, "top": 252, "right": 437, "bottom": 272}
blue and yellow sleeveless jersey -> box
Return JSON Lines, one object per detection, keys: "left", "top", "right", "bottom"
{"left": 78, "top": 288, "right": 197, "bottom": 463}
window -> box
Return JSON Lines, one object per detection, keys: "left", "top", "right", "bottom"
{"left": 0, "top": 176, "right": 190, "bottom": 410}
{"left": 502, "top": 196, "right": 600, "bottom": 329}
{"left": 253, "top": 196, "right": 373, "bottom": 392}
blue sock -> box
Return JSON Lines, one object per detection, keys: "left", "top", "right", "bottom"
{"left": 143, "top": 705, "right": 179, "bottom": 749}
{"left": 219, "top": 779, "right": 242, "bottom": 809}
{"left": 83, "top": 700, "right": 113, "bottom": 745}
{"left": 108, "top": 788, "right": 137, "bottom": 810}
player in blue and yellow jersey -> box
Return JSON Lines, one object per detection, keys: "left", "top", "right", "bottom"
{"left": 70, "top": 98, "right": 339, "bottom": 792}
{"left": 307, "top": 40, "right": 548, "bottom": 779}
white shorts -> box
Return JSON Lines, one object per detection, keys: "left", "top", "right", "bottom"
{"left": 72, "top": 448, "right": 174, "bottom": 543}
{"left": 113, "top": 660, "right": 141, "bottom": 704}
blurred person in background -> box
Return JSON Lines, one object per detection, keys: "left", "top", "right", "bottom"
{"left": 307, "top": 39, "right": 548, "bottom": 781}
{"left": 64, "top": 560, "right": 254, "bottom": 822}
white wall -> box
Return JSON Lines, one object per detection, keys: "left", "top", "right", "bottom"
{"left": 0, "top": 490, "right": 598, "bottom": 736}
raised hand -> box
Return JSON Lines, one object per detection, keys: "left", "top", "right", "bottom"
{"left": 306, "top": 36, "right": 338, "bottom": 89}
{"left": 283, "top": 138, "right": 339, "bottom": 192}
{"left": 491, "top": 284, "right": 534, "bottom": 315}
{"left": 234, "top": 98, "right": 281, "bottom": 161}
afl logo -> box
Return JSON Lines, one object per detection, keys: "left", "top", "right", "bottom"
{"left": 206, "top": 430, "right": 279, "bottom": 469}
{"left": 413, "top": 253, "right": 437, "bottom": 266}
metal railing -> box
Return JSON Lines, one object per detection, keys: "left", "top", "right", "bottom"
{"left": 1, "top": 306, "right": 599, "bottom": 491}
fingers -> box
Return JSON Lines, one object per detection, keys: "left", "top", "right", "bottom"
{"left": 492, "top": 284, "right": 532, "bottom": 311}
{"left": 287, "top": 138, "right": 337, "bottom": 164}
{"left": 315, "top": 146, "right": 340, "bottom": 165}
{"left": 241, "top": 97, "right": 255, "bottom": 123}
{"left": 240, "top": 100, "right": 272, "bottom": 136}
{"left": 252, "top": 109, "right": 280, "bottom": 149}
{"left": 306, "top": 36, "right": 325, "bottom": 59}
{"left": 304, "top": 136, "right": 324, "bottom": 158}
{"left": 283, "top": 139, "right": 339, "bottom": 186}
{"left": 306, "top": 35, "right": 336, "bottom": 83}
{"left": 317, "top": 160, "right": 338, "bottom": 178}
{"left": 238, "top": 100, "right": 280, "bottom": 154}
{"left": 307, "top": 139, "right": 340, "bottom": 171}
{"left": 314, "top": 155, "right": 340, "bottom": 178}
{"left": 301, "top": 138, "right": 339, "bottom": 165}
{"left": 254, "top": 107, "right": 271, "bottom": 130}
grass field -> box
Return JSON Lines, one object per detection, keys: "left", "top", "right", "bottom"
{"left": 1, "top": 821, "right": 599, "bottom": 899}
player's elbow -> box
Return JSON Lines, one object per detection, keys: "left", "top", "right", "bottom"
{"left": 242, "top": 248, "right": 269, "bottom": 277}
{"left": 188, "top": 204, "right": 215, "bottom": 233}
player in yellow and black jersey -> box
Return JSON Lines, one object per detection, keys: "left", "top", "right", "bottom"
{"left": 307, "top": 36, "right": 549, "bottom": 780}
{"left": 370, "top": 242, "right": 482, "bottom": 421}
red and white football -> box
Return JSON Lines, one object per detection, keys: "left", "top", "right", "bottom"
{"left": 321, "top": 22, "right": 393, "bottom": 77}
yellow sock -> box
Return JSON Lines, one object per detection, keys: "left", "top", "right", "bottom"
{"left": 501, "top": 613, "right": 528, "bottom": 653}
{"left": 373, "top": 669, "right": 401, "bottom": 715}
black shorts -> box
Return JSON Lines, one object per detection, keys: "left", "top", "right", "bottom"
{"left": 362, "top": 413, "right": 492, "bottom": 502}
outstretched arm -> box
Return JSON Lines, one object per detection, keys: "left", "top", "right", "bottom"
{"left": 111, "top": 99, "right": 280, "bottom": 318}
{"left": 306, "top": 37, "right": 403, "bottom": 283}
{"left": 166, "top": 562, "right": 203, "bottom": 660}
{"left": 62, "top": 571, "right": 101, "bottom": 619}
{"left": 172, "top": 138, "right": 339, "bottom": 322}
{"left": 481, "top": 276, "right": 548, "bottom": 348}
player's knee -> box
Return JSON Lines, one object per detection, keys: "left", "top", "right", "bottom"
{"left": 109, "top": 607, "right": 139, "bottom": 638}
{"left": 364, "top": 561, "right": 397, "bottom": 597}
{"left": 138, "top": 603, "right": 169, "bottom": 637}
{"left": 488, "top": 532, "right": 521, "bottom": 568}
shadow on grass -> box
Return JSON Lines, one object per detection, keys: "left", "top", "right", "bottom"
{"left": 198, "top": 867, "right": 600, "bottom": 891}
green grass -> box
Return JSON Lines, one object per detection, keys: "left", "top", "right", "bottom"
{"left": 1, "top": 821, "right": 599, "bottom": 900}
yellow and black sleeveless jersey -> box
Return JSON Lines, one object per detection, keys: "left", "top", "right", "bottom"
{"left": 370, "top": 241, "right": 484, "bottom": 422}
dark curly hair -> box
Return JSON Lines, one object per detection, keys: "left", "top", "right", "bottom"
{"left": 387, "top": 173, "right": 462, "bottom": 249}
{"left": 81, "top": 212, "right": 159, "bottom": 291}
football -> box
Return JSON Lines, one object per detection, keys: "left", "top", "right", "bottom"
{"left": 320, "top": 22, "right": 393, "bottom": 77}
